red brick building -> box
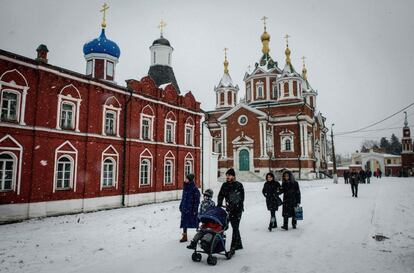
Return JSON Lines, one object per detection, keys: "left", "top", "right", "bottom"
{"left": 206, "top": 24, "right": 329, "bottom": 179}
{"left": 0, "top": 20, "right": 202, "bottom": 222}
{"left": 401, "top": 112, "right": 414, "bottom": 175}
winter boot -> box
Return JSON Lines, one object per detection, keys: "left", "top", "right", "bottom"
{"left": 292, "top": 219, "right": 297, "bottom": 229}
{"left": 179, "top": 233, "right": 187, "bottom": 243}
{"left": 281, "top": 217, "right": 288, "bottom": 230}
{"left": 268, "top": 221, "right": 273, "bottom": 232}
{"left": 186, "top": 240, "right": 197, "bottom": 249}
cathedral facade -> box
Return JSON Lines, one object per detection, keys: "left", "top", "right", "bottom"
{"left": 206, "top": 20, "right": 329, "bottom": 179}
{"left": 0, "top": 10, "right": 202, "bottom": 222}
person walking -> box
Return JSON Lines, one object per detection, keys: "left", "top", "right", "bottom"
{"left": 344, "top": 170, "right": 349, "bottom": 184}
{"left": 366, "top": 169, "right": 372, "bottom": 184}
{"left": 262, "top": 172, "right": 282, "bottom": 231}
{"left": 280, "top": 170, "right": 301, "bottom": 230}
{"left": 217, "top": 168, "right": 245, "bottom": 254}
{"left": 359, "top": 169, "right": 366, "bottom": 184}
{"left": 179, "top": 173, "right": 200, "bottom": 243}
{"left": 349, "top": 170, "right": 359, "bottom": 198}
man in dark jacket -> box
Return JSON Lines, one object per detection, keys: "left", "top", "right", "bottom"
{"left": 349, "top": 170, "right": 359, "bottom": 198}
{"left": 217, "top": 168, "right": 244, "bottom": 253}
{"left": 280, "top": 171, "right": 301, "bottom": 230}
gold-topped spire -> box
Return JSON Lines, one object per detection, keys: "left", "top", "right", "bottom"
{"left": 284, "top": 34, "right": 291, "bottom": 64}
{"left": 100, "top": 3, "right": 109, "bottom": 28}
{"left": 260, "top": 16, "right": 270, "bottom": 54}
{"left": 301, "top": 56, "right": 307, "bottom": 80}
{"left": 223, "top": 47, "right": 229, "bottom": 73}
{"left": 158, "top": 19, "right": 167, "bottom": 37}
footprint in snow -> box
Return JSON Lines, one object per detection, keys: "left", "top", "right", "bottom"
{"left": 240, "top": 265, "right": 251, "bottom": 272}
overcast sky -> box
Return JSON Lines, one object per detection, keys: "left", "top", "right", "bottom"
{"left": 1, "top": 0, "right": 414, "bottom": 155}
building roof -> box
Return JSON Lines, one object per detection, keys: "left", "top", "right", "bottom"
{"left": 148, "top": 65, "right": 180, "bottom": 94}
{"left": 152, "top": 36, "right": 171, "bottom": 47}
{"left": 83, "top": 29, "right": 120, "bottom": 58}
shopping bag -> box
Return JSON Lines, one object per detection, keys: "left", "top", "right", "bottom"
{"left": 276, "top": 196, "right": 283, "bottom": 207}
{"left": 294, "top": 206, "right": 303, "bottom": 220}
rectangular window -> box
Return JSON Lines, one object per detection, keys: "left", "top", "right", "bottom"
{"left": 103, "top": 160, "right": 114, "bottom": 187}
{"left": 61, "top": 103, "right": 74, "bottom": 129}
{"left": 142, "top": 118, "right": 151, "bottom": 140}
{"left": 166, "top": 123, "right": 173, "bottom": 143}
{"left": 86, "top": 60, "right": 93, "bottom": 75}
{"left": 1, "top": 92, "right": 18, "bottom": 122}
{"left": 106, "top": 61, "right": 114, "bottom": 77}
{"left": 56, "top": 159, "right": 72, "bottom": 189}
{"left": 140, "top": 160, "right": 150, "bottom": 186}
{"left": 185, "top": 127, "right": 193, "bottom": 146}
{"left": 105, "top": 111, "right": 116, "bottom": 135}
{"left": 164, "top": 161, "right": 172, "bottom": 184}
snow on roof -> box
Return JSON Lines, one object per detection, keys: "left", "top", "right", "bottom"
{"left": 159, "top": 82, "right": 171, "bottom": 90}
{"left": 218, "top": 72, "right": 235, "bottom": 88}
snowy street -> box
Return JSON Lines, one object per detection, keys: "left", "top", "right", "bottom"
{"left": 1, "top": 177, "right": 413, "bottom": 273}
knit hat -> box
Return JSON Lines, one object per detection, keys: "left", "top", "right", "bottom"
{"left": 186, "top": 173, "right": 195, "bottom": 181}
{"left": 203, "top": 189, "right": 213, "bottom": 198}
{"left": 225, "top": 168, "right": 235, "bottom": 176}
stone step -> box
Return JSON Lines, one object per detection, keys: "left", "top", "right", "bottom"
{"left": 218, "top": 171, "right": 264, "bottom": 183}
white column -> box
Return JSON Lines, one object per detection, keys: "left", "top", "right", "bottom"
{"left": 75, "top": 100, "right": 81, "bottom": 132}
{"left": 221, "top": 124, "right": 227, "bottom": 158}
{"left": 250, "top": 79, "right": 254, "bottom": 101}
{"left": 20, "top": 88, "right": 28, "bottom": 125}
{"left": 259, "top": 121, "right": 266, "bottom": 157}
{"left": 56, "top": 96, "right": 62, "bottom": 129}
{"left": 300, "top": 122, "right": 305, "bottom": 158}
{"left": 116, "top": 109, "right": 121, "bottom": 137}
{"left": 289, "top": 81, "right": 293, "bottom": 97}
{"left": 304, "top": 124, "right": 308, "bottom": 158}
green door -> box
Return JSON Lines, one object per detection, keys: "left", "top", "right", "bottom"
{"left": 239, "top": 149, "right": 250, "bottom": 171}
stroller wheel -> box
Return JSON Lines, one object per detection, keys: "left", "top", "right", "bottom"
{"left": 207, "top": 255, "right": 217, "bottom": 266}
{"left": 191, "top": 252, "right": 202, "bottom": 262}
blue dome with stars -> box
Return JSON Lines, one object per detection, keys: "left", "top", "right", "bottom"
{"left": 83, "top": 29, "right": 120, "bottom": 58}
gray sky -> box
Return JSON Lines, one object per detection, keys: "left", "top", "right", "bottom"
{"left": 1, "top": 0, "right": 414, "bottom": 155}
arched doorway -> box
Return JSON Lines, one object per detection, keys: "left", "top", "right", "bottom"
{"left": 239, "top": 149, "right": 250, "bottom": 171}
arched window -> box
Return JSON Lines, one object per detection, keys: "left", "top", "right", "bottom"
{"left": 284, "top": 82, "right": 289, "bottom": 96}
{"left": 140, "top": 159, "right": 151, "bottom": 186}
{"left": 220, "top": 92, "right": 225, "bottom": 105}
{"left": 285, "top": 139, "right": 291, "bottom": 151}
{"left": 56, "top": 156, "right": 73, "bottom": 190}
{"left": 246, "top": 85, "right": 251, "bottom": 101}
{"left": 257, "top": 85, "right": 263, "bottom": 98}
{"left": 228, "top": 91, "right": 232, "bottom": 105}
{"left": 185, "top": 160, "right": 193, "bottom": 176}
{"left": 164, "top": 160, "right": 173, "bottom": 185}
{"left": 102, "top": 158, "right": 115, "bottom": 187}
{"left": 272, "top": 83, "right": 277, "bottom": 99}
{"left": 105, "top": 110, "right": 116, "bottom": 135}
{"left": 0, "top": 153, "right": 15, "bottom": 191}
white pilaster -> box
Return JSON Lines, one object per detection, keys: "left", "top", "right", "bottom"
{"left": 221, "top": 124, "right": 227, "bottom": 158}
{"left": 20, "top": 88, "right": 28, "bottom": 125}
{"left": 266, "top": 77, "right": 270, "bottom": 100}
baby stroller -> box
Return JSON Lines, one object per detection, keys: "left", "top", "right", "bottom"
{"left": 190, "top": 206, "right": 232, "bottom": 265}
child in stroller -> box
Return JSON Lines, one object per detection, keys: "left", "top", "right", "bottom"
{"left": 188, "top": 206, "right": 232, "bottom": 265}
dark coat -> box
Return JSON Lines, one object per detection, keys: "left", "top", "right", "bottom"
{"left": 179, "top": 180, "right": 200, "bottom": 229}
{"left": 217, "top": 180, "right": 245, "bottom": 214}
{"left": 262, "top": 180, "right": 282, "bottom": 211}
{"left": 350, "top": 171, "right": 359, "bottom": 185}
{"left": 280, "top": 172, "right": 301, "bottom": 218}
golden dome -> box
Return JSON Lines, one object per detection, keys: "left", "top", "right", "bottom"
{"left": 285, "top": 46, "right": 291, "bottom": 64}
{"left": 261, "top": 30, "right": 270, "bottom": 41}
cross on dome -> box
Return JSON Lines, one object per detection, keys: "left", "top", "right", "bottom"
{"left": 158, "top": 20, "right": 167, "bottom": 37}
{"left": 100, "top": 3, "right": 109, "bottom": 28}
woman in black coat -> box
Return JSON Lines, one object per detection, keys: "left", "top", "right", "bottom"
{"left": 280, "top": 170, "right": 301, "bottom": 230}
{"left": 262, "top": 172, "right": 282, "bottom": 231}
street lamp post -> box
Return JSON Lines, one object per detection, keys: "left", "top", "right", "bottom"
{"left": 331, "top": 123, "right": 338, "bottom": 183}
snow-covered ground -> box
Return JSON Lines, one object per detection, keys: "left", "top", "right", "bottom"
{"left": 1, "top": 177, "right": 414, "bottom": 273}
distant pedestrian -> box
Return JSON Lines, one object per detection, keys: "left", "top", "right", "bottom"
{"left": 349, "top": 170, "right": 359, "bottom": 198}
{"left": 179, "top": 173, "right": 200, "bottom": 243}
{"left": 217, "top": 168, "right": 245, "bottom": 254}
{"left": 280, "top": 170, "right": 301, "bottom": 230}
{"left": 359, "top": 169, "right": 366, "bottom": 184}
{"left": 262, "top": 172, "right": 282, "bottom": 231}
{"left": 378, "top": 169, "right": 382, "bottom": 178}
{"left": 344, "top": 171, "right": 349, "bottom": 184}
{"left": 366, "top": 169, "right": 372, "bottom": 184}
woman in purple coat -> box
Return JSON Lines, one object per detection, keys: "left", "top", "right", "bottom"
{"left": 179, "top": 173, "right": 200, "bottom": 242}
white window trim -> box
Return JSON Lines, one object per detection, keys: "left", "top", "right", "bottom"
{"left": 281, "top": 136, "right": 294, "bottom": 152}
{"left": 106, "top": 61, "right": 114, "bottom": 78}
{"left": 139, "top": 149, "right": 153, "bottom": 187}
{"left": 185, "top": 124, "right": 195, "bottom": 146}
{"left": 100, "top": 145, "right": 119, "bottom": 190}
{"left": 164, "top": 151, "right": 175, "bottom": 185}
{"left": 164, "top": 119, "right": 177, "bottom": 144}
{"left": 59, "top": 100, "right": 76, "bottom": 130}
{"left": 255, "top": 81, "right": 264, "bottom": 99}
{"left": 0, "top": 135, "right": 23, "bottom": 194}
{"left": 55, "top": 155, "right": 74, "bottom": 191}
{"left": 102, "top": 105, "right": 121, "bottom": 137}
{"left": 0, "top": 89, "right": 21, "bottom": 123}
{"left": 140, "top": 113, "right": 154, "bottom": 141}
{"left": 53, "top": 141, "right": 78, "bottom": 192}
{"left": 272, "top": 81, "right": 277, "bottom": 99}
{"left": 0, "top": 152, "right": 17, "bottom": 192}
{"left": 184, "top": 152, "right": 194, "bottom": 181}
{"left": 56, "top": 94, "right": 81, "bottom": 132}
